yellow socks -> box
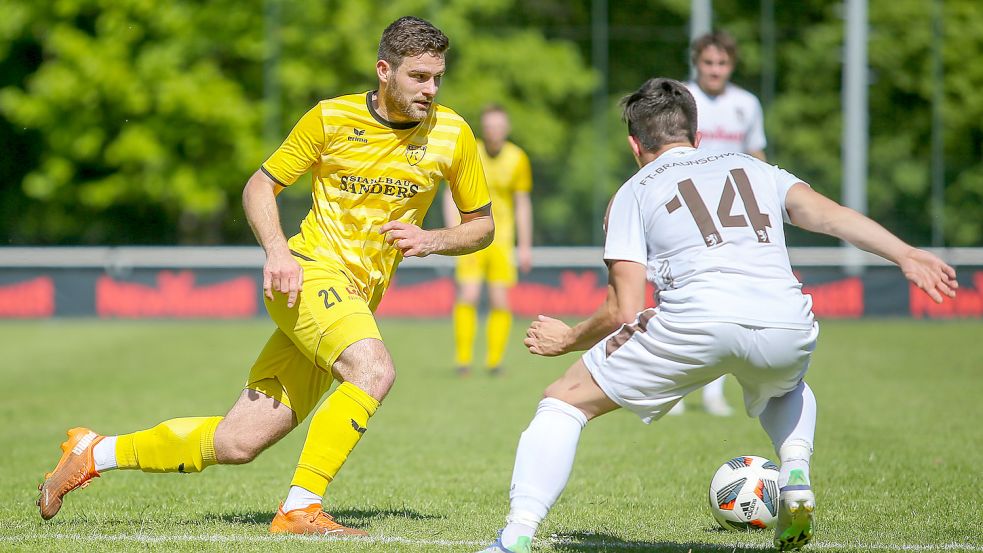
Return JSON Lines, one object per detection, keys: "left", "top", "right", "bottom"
{"left": 290, "top": 382, "right": 379, "bottom": 496}
{"left": 486, "top": 308, "right": 512, "bottom": 369}
{"left": 453, "top": 302, "right": 477, "bottom": 367}
{"left": 115, "top": 416, "right": 222, "bottom": 473}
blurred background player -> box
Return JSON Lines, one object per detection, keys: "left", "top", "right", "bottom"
{"left": 477, "top": 77, "right": 956, "bottom": 553}
{"left": 36, "top": 16, "right": 493, "bottom": 535}
{"left": 686, "top": 30, "right": 767, "bottom": 160}
{"left": 678, "top": 30, "right": 768, "bottom": 416}
{"left": 443, "top": 105, "right": 533, "bottom": 376}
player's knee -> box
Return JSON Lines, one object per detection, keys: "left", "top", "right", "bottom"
{"left": 543, "top": 379, "right": 566, "bottom": 400}
{"left": 220, "top": 435, "right": 268, "bottom": 464}
{"left": 360, "top": 363, "right": 396, "bottom": 399}
{"left": 333, "top": 339, "right": 396, "bottom": 400}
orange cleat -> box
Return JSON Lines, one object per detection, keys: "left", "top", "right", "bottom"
{"left": 269, "top": 503, "right": 368, "bottom": 536}
{"left": 37, "top": 427, "right": 103, "bottom": 520}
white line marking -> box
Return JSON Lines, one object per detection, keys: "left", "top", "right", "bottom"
{"left": 0, "top": 533, "right": 980, "bottom": 551}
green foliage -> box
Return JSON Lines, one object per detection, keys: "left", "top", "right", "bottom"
{"left": 1, "top": 0, "right": 982, "bottom": 245}
{"left": 760, "top": 0, "right": 983, "bottom": 245}
{"left": 0, "top": 0, "right": 595, "bottom": 244}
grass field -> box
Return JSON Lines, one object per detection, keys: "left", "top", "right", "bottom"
{"left": 2, "top": 318, "right": 982, "bottom": 552}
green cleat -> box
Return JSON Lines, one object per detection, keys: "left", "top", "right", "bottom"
{"left": 774, "top": 470, "right": 815, "bottom": 551}
{"left": 476, "top": 531, "right": 532, "bottom": 553}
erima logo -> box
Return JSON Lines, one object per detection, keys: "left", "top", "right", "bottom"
{"left": 351, "top": 419, "right": 367, "bottom": 434}
{"left": 348, "top": 128, "right": 368, "bottom": 143}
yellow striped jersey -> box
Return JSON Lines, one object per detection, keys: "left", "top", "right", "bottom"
{"left": 478, "top": 140, "right": 531, "bottom": 247}
{"left": 261, "top": 91, "right": 490, "bottom": 310}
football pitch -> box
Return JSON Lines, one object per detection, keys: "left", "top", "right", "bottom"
{"left": 2, "top": 319, "right": 982, "bottom": 552}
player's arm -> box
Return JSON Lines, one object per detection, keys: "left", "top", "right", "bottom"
{"left": 382, "top": 204, "right": 493, "bottom": 257}
{"left": 441, "top": 185, "right": 462, "bottom": 227}
{"left": 383, "top": 118, "right": 494, "bottom": 257}
{"left": 242, "top": 169, "right": 302, "bottom": 308}
{"left": 525, "top": 260, "right": 646, "bottom": 356}
{"left": 515, "top": 190, "right": 533, "bottom": 273}
{"left": 785, "top": 183, "right": 957, "bottom": 303}
{"left": 748, "top": 149, "right": 767, "bottom": 162}
{"left": 243, "top": 103, "right": 324, "bottom": 308}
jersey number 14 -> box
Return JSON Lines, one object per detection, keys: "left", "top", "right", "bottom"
{"left": 665, "top": 168, "right": 772, "bottom": 247}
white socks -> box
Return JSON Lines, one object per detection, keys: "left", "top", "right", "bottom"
{"left": 759, "top": 381, "right": 816, "bottom": 488}
{"left": 92, "top": 436, "right": 118, "bottom": 472}
{"left": 702, "top": 375, "right": 727, "bottom": 401}
{"left": 282, "top": 485, "right": 322, "bottom": 512}
{"left": 502, "top": 398, "right": 588, "bottom": 546}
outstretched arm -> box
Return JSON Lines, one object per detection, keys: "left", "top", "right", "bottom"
{"left": 381, "top": 204, "right": 494, "bottom": 258}
{"left": 242, "top": 169, "right": 303, "bottom": 308}
{"left": 785, "top": 183, "right": 958, "bottom": 303}
{"left": 525, "top": 260, "right": 647, "bottom": 356}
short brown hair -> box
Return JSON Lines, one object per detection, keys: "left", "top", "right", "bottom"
{"left": 620, "top": 78, "right": 697, "bottom": 152}
{"left": 481, "top": 104, "right": 508, "bottom": 117}
{"left": 690, "top": 30, "right": 738, "bottom": 65}
{"left": 378, "top": 16, "right": 450, "bottom": 69}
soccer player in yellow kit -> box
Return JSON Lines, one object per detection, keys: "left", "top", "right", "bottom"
{"left": 36, "top": 16, "right": 493, "bottom": 535}
{"left": 443, "top": 105, "right": 533, "bottom": 376}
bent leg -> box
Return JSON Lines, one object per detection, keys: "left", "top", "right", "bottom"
{"left": 113, "top": 388, "right": 296, "bottom": 473}
{"left": 501, "top": 360, "right": 618, "bottom": 549}
{"left": 289, "top": 338, "right": 393, "bottom": 503}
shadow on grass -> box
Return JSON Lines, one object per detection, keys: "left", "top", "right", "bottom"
{"left": 208, "top": 506, "right": 442, "bottom": 528}
{"left": 549, "top": 530, "right": 774, "bottom": 553}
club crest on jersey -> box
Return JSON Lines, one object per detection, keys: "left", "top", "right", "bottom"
{"left": 405, "top": 144, "right": 427, "bottom": 166}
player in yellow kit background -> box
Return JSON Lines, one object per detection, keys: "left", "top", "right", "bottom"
{"left": 443, "top": 105, "right": 533, "bottom": 376}
{"left": 37, "top": 16, "right": 493, "bottom": 536}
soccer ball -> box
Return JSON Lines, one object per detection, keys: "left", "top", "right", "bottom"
{"left": 708, "top": 455, "right": 780, "bottom": 531}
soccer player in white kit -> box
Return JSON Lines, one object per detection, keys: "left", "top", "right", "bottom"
{"left": 477, "top": 78, "right": 957, "bottom": 553}
{"left": 683, "top": 30, "right": 768, "bottom": 416}
{"left": 686, "top": 30, "right": 767, "bottom": 161}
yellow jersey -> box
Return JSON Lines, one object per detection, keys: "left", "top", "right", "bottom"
{"left": 262, "top": 92, "right": 490, "bottom": 310}
{"left": 478, "top": 140, "right": 532, "bottom": 247}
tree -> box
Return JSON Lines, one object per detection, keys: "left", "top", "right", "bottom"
{"left": 0, "top": 0, "right": 595, "bottom": 244}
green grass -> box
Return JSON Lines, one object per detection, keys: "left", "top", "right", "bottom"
{"left": 1, "top": 319, "right": 982, "bottom": 552}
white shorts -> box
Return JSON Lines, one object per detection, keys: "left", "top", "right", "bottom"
{"left": 583, "top": 309, "right": 819, "bottom": 423}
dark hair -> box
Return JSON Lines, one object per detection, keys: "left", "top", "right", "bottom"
{"left": 690, "top": 30, "right": 738, "bottom": 65}
{"left": 378, "top": 16, "right": 450, "bottom": 69}
{"left": 481, "top": 104, "right": 508, "bottom": 117}
{"left": 620, "top": 78, "right": 697, "bottom": 152}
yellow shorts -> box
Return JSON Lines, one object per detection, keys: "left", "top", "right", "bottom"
{"left": 455, "top": 242, "right": 516, "bottom": 286}
{"left": 245, "top": 257, "right": 381, "bottom": 421}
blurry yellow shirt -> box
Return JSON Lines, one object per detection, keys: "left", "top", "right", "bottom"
{"left": 262, "top": 92, "right": 490, "bottom": 310}
{"left": 478, "top": 140, "right": 532, "bottom": 247}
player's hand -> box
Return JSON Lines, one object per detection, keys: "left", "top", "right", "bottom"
{"left": 518, "top": 246, "right": 533, "bottom": 274}
{"left": 381, "top": 221, "right": 436, "bottom": 257}
{"left": 899, "top": 248, "right": 957, "bottom": 304}
{"left": 525, "top": 315, "right": 573, "bottom": 356}
{"left": 263, "top": 248, "right": 303, "bottom": 308}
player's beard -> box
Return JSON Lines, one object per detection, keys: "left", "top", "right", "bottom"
{"left": 382, "top": 83, "right": 429, "bottom": 122}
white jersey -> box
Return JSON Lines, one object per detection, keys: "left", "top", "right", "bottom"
{"left": 604, "top": 146, "right": 813, "bottom": 330}
{"left": 686, "top": 81, "right": 766, "bottom": 154}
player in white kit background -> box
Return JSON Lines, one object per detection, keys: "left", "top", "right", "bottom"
{"left": 684, "top": 30, "right": 768, "bottom": 416}
{"left": 477, "top": 78, "right": 957, "bottom": 553}
{"left": 687, "top": 30, "right": 767, "bottom": 160}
